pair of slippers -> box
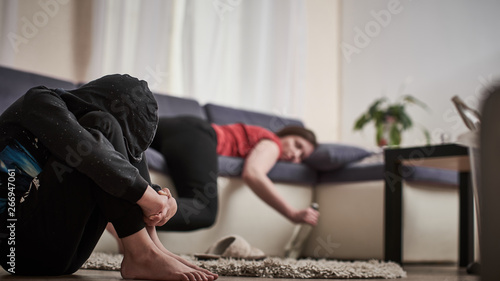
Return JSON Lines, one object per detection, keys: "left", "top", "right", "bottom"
{"left": 195, "top": 235, "right": 266, "bottom": 260}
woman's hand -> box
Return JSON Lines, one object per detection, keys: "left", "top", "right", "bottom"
{"left": 290, "top": 207, "right": 320, "bottom": 226}
{"left": 137, "top": 186, "right": 177, "bottom": 226}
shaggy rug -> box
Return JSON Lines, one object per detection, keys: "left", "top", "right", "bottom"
{"left": 82, "top": 252, "right": 407, "bottom": 279}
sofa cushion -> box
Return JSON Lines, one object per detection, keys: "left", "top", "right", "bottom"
{"left": 218, "top": 156, "right": 317, "bottom": 185}
{"left": 204, "top": 103, "right": 303, "bottom": 132}
{"left": 154, "top": 93, "right": 207, "bottom": 120}
{"left": 403, "top": 165, "right": 459, "bottom": 185}
{"left": 318, "top": 162, "right": 384, "bottom": 183}
{"left": 0, "top": 66, "right": 76, "bottom": 114}
{"left": 145, "top": 148, "right": 168, "bottom": 172}
{"left": 146, "top": 151, "right": 317, "bottom": 185}
{"left": 304, "top": 143, "right": 372, "bottom": 171}
{"left": 318, "top": 161, "right": 459, "bottom": 186}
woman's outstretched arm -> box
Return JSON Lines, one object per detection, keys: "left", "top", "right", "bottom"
{"left": 241, "top": 140, "right": 319, "bottom": 225}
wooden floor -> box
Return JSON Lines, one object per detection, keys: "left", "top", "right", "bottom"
{"left": 0, "top": 264, "right": 479, "bottom": 281}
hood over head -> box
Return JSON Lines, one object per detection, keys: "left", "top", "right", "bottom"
{"left": 68, "top": 74, "right": 158, "bottom": 162}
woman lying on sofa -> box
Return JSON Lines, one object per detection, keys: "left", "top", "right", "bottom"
{"left": 147, "top": 116, "right": 320, "bottom": 231}
{"left": 0, "top": 75, "right": 217, "bottom": 280}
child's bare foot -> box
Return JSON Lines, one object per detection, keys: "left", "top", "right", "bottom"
{"left": 120, "top": 228, "right": 214, "bottom": 281}
{"left": 121, "top": 247, "right": 213, "bottom": 281}
{"left": 146, "top": 226, "right": 218, "bottom": 279}
{"left": 165, "top": 250, "right": 218, "bottom": 279}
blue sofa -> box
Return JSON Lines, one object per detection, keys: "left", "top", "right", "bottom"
{"left": 0, "top": 66, "right": 461, "bottom": 262}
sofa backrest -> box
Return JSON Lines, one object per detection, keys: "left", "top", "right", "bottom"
{"left": 154, "top": 93, "right": 207, "bottom": 120}
{"left": 0, "top": 66, "right": 76, "bottom": 114}
{"left": 204, "top": 103, "right": 303, "bottom": 132}
{"left": 0, "top": 65, "right": 303, "bottom": 132}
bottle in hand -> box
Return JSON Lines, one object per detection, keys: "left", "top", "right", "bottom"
{"left": 284, "top": 202, "right": 319, "bottom": 259}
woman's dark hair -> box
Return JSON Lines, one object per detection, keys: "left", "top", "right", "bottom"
{"left": 275, "top": 126, "right": 318, "bottom": 148}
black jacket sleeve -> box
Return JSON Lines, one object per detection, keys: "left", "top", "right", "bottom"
{"left": 21, "top": 87, "right": 149, "bottom": 203}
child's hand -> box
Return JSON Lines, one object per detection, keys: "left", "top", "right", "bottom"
{"left": 158, "top": 187, "right": 172, "bottom": 198}
{"left": 137, "top": 186, "right": 178, "bottom": 226}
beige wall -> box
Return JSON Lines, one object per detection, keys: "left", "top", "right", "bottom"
{"left": 0, "top": 0, "right": 92, "bottom": 82}
{"left": 303, "top": 0, "right": 341, "bottom": 142}
{"left": 340, "top": 0, "right": 500, "bottom": 148}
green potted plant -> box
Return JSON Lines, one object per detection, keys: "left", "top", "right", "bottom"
{"left": 353, "top": 95, "right": 430, "bottom": 147}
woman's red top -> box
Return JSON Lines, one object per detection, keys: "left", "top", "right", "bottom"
{"left": 211, "top": 123, "right": 282, "bottom": 158}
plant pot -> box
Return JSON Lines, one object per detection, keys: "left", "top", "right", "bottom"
{"left": 377, "top": 121, "right": 401, "bottom": 147}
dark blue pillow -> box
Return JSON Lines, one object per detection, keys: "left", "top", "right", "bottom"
{"left": 303, "top": 143, "right": 372, "bottom": 171}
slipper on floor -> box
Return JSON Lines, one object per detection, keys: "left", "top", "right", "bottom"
{"left": 195, "top": 235, "right": 267, "bottom": 260}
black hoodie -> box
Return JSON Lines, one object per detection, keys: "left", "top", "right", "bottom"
{"left": 0, "top": 74, "right": 158, "bottom": 204}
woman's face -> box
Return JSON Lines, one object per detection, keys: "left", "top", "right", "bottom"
{"left": 279, "top": 135, "right": 315, "bottom": 163}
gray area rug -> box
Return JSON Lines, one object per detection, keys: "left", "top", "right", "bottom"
{"left": 82, "top": 252, "right": 407, "bottom": 279}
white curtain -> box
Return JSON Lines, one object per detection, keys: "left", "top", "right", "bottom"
{"left": 179, "top": 0, "right": 307, "bottom": 116}
{"left": 0, "top": 0, "right": 308, "bottom": 117}
{"left": 88, "top": 0, "right": 307, "bottom": 116}
{"left": 86, "top": 0, "right": 179, "bottom": 90}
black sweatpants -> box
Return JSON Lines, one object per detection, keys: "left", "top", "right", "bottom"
{"left": 0, "top": 111, "right": 147, "bottom": 275}
{"left": 150, "top": 116, "right": 219, "bottom": 231}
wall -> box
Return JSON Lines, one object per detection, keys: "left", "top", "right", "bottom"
{"left": 303, "top": 0, "right": 341, "bottom": 142}
{"left": 340, "top": 0, "right": 500, "bottom": 148}
{"left": 0, "top": 0, "right": 92, "bottom": 82}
